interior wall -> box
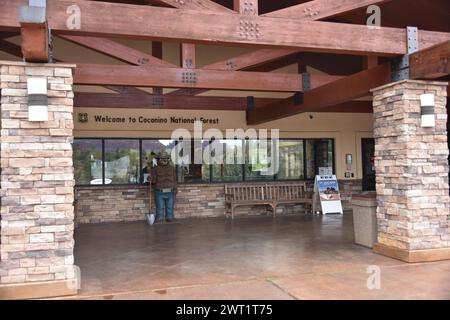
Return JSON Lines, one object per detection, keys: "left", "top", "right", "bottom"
{"left": 0, "top": 36, "right": 375, "bottom": 180}
{"left": 73, "top": 108, "right": 373, "bottom": 180}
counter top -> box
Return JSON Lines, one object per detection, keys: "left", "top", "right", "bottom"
{"left": 352, "top": 192, "right": 377, "bottom": 207}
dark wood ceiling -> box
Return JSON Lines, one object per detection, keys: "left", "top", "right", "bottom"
{"left": 335, "top": 0, "right": 450, "bottom": 32}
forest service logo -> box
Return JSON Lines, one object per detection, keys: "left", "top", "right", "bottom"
{"left": 78, "top": 113, "right": 88, "bottom": 123}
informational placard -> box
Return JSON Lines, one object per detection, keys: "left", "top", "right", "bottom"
{"left": 319, "top": 167, "right": 333, "bottom": 176}
{"left": 313, "top": 174, "right": 343, "bottom": 214}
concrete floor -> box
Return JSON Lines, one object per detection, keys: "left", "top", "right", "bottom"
{"left": 68, "top": 212, "right": 450, "bottom": 300}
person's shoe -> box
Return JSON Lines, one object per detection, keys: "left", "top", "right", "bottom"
{"left": 154, "top": 217, "right": 164, "bottom": 224}
{"left": 166, "top": 218, "right": 173, "bottom": 223}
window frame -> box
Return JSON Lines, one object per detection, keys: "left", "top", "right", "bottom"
{"left": 103, "top": 137, "right": 141, "bottom": 185}
{"left": 73, "top": 137, "right": 336, "bottom": 186}
{"left": 72, "top": 137, "right": 104, "bottom": 187}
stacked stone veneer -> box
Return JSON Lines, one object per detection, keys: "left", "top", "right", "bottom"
{"left": 0, "top": 61, "right": 76, "bottom": 293}
{"left": 74, "top": 179, "right": 363, "bottom": 224}
{"left": 372, "top": 80, "right": 450, "bottom": 251}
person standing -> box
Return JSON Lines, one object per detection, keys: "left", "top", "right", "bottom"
{"left": 151, "top": 150, "right": 177, "bottom": 223}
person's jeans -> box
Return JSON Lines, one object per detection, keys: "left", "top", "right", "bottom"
{"left": 155, "top": 190, "right": 175, "bottom": 220}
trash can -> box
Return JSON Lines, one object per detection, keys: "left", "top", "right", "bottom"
{"left": 352, "top": 193, "right": 377, "bottom": 248}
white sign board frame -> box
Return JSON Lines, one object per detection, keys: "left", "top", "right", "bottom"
{"left": 313, "top": 175, "right": 343, "bottom": 214}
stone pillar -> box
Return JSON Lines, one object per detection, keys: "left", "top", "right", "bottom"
{"left": 0, "top": 61, "right": 78, "bottom": 299}
{"left": 371, "top": 80, "right": 450, "bottom": 263}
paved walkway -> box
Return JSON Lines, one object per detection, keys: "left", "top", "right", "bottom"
{"left": 65, "top": 213, "right": 450, "bottom": 300}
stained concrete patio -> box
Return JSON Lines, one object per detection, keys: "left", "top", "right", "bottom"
{"left": 68, "top": 212, "right": 450, "bottom": 300}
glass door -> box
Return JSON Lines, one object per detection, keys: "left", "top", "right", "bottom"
{"left": 361, "top": 138, "right": 376, "bottom": 191}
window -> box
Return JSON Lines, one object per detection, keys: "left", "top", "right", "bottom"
{"left": 104, "top": 139, "right": 140, "bottom": 184}
{"left": 278, "top": 140, "right": 305, "bottom": 180}
{"left": 244, "top": 139, "right": 275, "bottom": 181}
{"left": 178, "top": 140, "right": 210, "bottom": 183}
{"left": 212, "top": 140, "right": 243, "bottom": 182}
{"left": 73, "top": 139, "right": 102, "bottom": 185}
{"left": 73, "top": 138, "right": 335, "bottom": 185}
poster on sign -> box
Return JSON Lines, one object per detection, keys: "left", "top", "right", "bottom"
{"left": 318, "top": 178, "right": 341, "bottom": 201}
{"left": 313, "top": 172, "right": 343, "bottom": 214}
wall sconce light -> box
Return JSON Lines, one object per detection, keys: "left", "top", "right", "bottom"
{"left": 27, "top": 77, "right": 48, "bottom": 121}
{"left": 420, "top": 93, "right": 435, "bottom": 128}
{"left": 346, "top": 154, "right": 353, "bottom": 165}
{"left": 345, "top": 154, "right": 353, "bottom": 170}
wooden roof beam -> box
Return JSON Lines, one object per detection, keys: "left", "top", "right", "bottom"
{"left": 262, "top": 0, "right": 391, "bottom": 20}
{"left": 410, "top": 40, "right": 450, "bottom": 79}
{"left": 2, "top": 0, "right": 448, "bottom": 56}
{"left": 0, "top": 31, "right": 18, "bottom": 39}
{"left": 0, "top": 38, "right": 22, "bottom": 57}
{"left": 181, "top": 43, "right": 196, "bottom": 69}
{"left": 73, "top": 63, "right": 343, "bottom": 92}
{"left": 58, "top": 34, "right": 177, "bottom": 68}
{"left": 147, "top": 0, "right": 235, "bottom": 13}
{"left": 75, "top": 92, "right": 267, "bottom": 110}
{"left": 203, "top": 48, "right": 299, "bottom": 71}
{"left": 168, "top": 48, "right": 299, "bottom": 96}
{"left": 74, "top": 92, "right": 373, "bottom": 113}
{"left": 247, "top": 63, "right": 391, "bottom": 125}
{"left": 152, "top": 41, "right": 164, "bottom": 94}
{"left": 73, "top": 63, "right": 303, "bottom": 92}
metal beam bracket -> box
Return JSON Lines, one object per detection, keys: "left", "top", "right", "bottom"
{"left": 302, "top": 72, "right": 311, "bottom": 91}
{"left": 184, "top": 59, "right": 194, "bottom": 68}
{"left": 138, "top": 57, "right": 150, "bottom": 65}
{"left": 246, "top": 96, "right": 255, "bottom": 122}
{"left": 152, "top": 95, "right": 164, "bottom": 108}
{"left": 225, "top": 60, "right": 237, "bottom": 70}
{"left": 48, "top": 27, "right": 53, "bottom": 63}
{"left": 293, "top": 92, "right": 304, "bottom": 105}
{"left": 238, "top": 19, "right": 262, "bottom": 40}
{"left": 181, "top": 71, "right": 197, "bottom": 84}
{"left": 19, "top": 5, "right": 46, "bottom": 24}
{"left": 391, "top": 26, "right": 418, "bottom": 82}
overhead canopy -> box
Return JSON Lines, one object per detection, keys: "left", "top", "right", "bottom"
{"left": 0, "top": 0, "right": 449, "bottom": 123}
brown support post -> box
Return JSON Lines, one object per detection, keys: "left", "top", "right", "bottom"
{"left": 181, "top": 43, "right": 196, "bottom": 69}
{"left": 152, "top": 41, "right": 163, "bottom": 95}
{"left": 19, "top": 1, "right": 50, "bottom": 62}
{"left": 363, "top": 56, "right": 379, "bottom": 69}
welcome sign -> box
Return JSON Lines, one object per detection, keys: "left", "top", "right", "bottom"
{"left": 74, "top": 107, "right": 247, "bottom": 134}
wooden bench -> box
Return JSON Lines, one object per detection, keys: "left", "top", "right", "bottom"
{"left": 224, "top": 183, "right": 313, "bottom": 219}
